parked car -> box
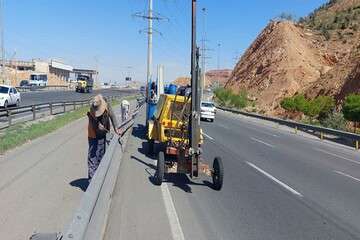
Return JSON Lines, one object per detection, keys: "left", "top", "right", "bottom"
{"left": 201, "top": 101, "right": 216, "bottom": 122}
{"left": 0, "top": 85, "right": 21, "bottom": 108}
{"left": 19, "top": 80, "right": 30, "bottom": 87}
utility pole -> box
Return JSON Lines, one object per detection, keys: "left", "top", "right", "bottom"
{"left": 200, "top": 7, "right": 212, "bottom": 99}
{"left": 94, "top": 56, "right": 99, "bottom": 89}
{"left": 147, "top": 0, "right": 153, "bottom": 106}
{"left": 217, "top": 43, "right": 221, "bottom": 70}
{"left": 133, "top": 0, "right": 165, "bottom": 122}
{"left": 190, "top": 0, "right": 200, "bottom": 178}
{"left": 0, "top": 0, "right": 5, "bottom": 84}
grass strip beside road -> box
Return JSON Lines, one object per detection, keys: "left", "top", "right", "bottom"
{"left": 0, "top": 95, "right": 138, "bottom": 154}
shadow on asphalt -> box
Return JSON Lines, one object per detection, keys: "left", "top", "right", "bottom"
{"left": 148, "top": 173, "right": 213, "bottom": 193}
{"left": 132, "top": 124, "right": 147, "bottom": 140}
{"left": 131, "top": 122, "right": 214, "bottom": 192}
{"left": 70, "top": 178, "right": 89, "bottom": 192}
{"left": 131, "top": 155, "right": 156, "bottom": 170}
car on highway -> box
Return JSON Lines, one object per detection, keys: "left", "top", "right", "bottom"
{"left": 200, "top": 101, "right": 216, "bottom": 122}
{"left": 0, "top": 85, "right": 21, "bottom": 108}
{"left": 19, "top": 80, "right": 30, "bottom": 87}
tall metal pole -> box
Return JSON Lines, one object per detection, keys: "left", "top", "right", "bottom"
{"left": 190, "top": 0, "right": 199, "bottom": 178}
{"left": 0, "top": 0, "right": 4, "bottom": 84}
{"left": 201, "top": 8, "right": 206, "bottom": 99}
{"left": 146, "top": 0, "right": 153, "bottom": 122}
{"left": 217, "top": 43, "right": 221, "bottom": 70}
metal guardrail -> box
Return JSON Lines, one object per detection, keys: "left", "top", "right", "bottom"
{"left": 0, "top": 96, "right": 131, "bottom": 130}
{"left": 217, "top": 105, "right": 360, "bottom": 149}
{"left": 17, "top": 85, "right": 70, "bottom": 92}
{"left": 29, "top": 98, "right": 145, "bottom": 240}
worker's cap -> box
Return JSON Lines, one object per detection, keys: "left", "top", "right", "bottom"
{"left": 90, "top": 94, "right": 107, "bottom": 117}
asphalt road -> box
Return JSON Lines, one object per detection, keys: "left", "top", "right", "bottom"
{"left": 104, "top": 108, "right": 360, "bottom": 240}
{"left": 20, "top": 88, "right": 136, "bottom": 106}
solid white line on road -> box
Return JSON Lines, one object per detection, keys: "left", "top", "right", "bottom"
{"left": 251, "top": 137, "right": 275, "bottom": 148}
{"left": 334, "top": 170, "right": 360, "bottom": 183}
{"left": 246, "top": 162, "right": 303, "bottom": 197}
{"left": 314, "top": 148, "right": 360, "bottom": 165}
{"left": 161, "top": 183, "right": 186, "bottom": 240}
{"left": 203, "top": 132, "right": 214, "bottom": 140}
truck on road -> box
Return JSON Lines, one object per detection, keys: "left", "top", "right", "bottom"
{"left": 75, "top": 74, "right": 94, "bottom": 93}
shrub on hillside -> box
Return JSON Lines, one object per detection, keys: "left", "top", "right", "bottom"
{"left": 343, "top": 94, "right": 360, "bottom": 123}
{"left": 281, "top": 95, "right": 334, "bottom": 121}
{"left": 320, "top": 112, "right": 347, "bottom": 131}
{"left": 280, "top": 97, "right": 296, "bottom": 111}
{"left": 214, "top": 87, "right": 248, "bottom": 109}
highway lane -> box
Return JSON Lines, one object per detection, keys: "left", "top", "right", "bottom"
{"left": 20, "top": 88, "right": 136, "bottom": 106}
{"left": 104, "top": 108, "right": 360, "bottom": 240}
{"left": 196, "top": 110, "right": 360, "bottom": 239}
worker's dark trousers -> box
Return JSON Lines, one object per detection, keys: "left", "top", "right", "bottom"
{"left": 88, "top": 138, "right": 106, "bottom": 182}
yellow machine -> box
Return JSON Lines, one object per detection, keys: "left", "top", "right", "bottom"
{"left": 148, "top": 94, "right": 198, "bottom": 144}
{"left": 148, "top": 93, "right": 223, "bottom": 190}
{"left": 75, "top": 75, "right": 93, "bottom": 93}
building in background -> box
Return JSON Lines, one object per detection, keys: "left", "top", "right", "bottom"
{"left": 2, "top": 59, "right": 97, "bottom": 87}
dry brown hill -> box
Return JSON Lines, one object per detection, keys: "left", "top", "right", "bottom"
{"left": 225, "top": 0, "right": 360, "bottom": 114}
{"left": 303, "top": 0, "right": 360, "bottom": 102}
{"left": 173, "top": 69, "right": 232, "bottom": 88}
{"left": 225, "top": 21, "right": 330, "bottom": 114}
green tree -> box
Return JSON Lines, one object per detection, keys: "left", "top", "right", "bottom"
{"left": 343, "top": 94, "right": 360, "bottom": 122}
{"left": 293, "top": 95, "right": 308, "bottom": 112}
{"left": 280, "top": 97, "right": 296, "bottom": 111}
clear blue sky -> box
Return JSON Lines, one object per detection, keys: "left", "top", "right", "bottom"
{"left": 4, "top": 0, "right": 327, "bottom": 84}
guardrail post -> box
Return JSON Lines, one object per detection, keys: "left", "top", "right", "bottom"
{"left": 7, "top": 110, "right": 12, "bottom": 126}
{"left": 73, "top": 102, "right": 76, "bottom": 110}
{"left": 320, "top": 132, "right": 324, "bottom": 140}
{"left": 294, "top": 126, "right": 298, "bottom": 134}
{"left": 356, "top": 140, "right": 359, "bottom": 150}
{"left": 50, "top": 103, "right": 53, "bottom": 115}
{"left": 32, "top": 105, "right": 36, "bottom": 120}
{"left": 63, "top": 102, "right": 66, "bottom": 113}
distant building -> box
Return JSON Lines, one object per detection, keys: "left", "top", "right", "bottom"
{"left": 3, "top": 59, "right": 97, "bottom": 86}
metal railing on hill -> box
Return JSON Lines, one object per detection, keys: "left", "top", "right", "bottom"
{"left": 217, "top": 105, "right": 360, "bottom": 150}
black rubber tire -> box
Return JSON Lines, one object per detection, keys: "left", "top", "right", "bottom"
{"left": 154, "top": 151, "right": 165, "bottom": 185}
{"left": 212, "top": 157, "right": 224, "bottom": 191}
{"left": 148, "top": 139, "right": 155, "bottom": 155}
{"left": 16, "top": 100, "right": 20, "bottom": 107}
{"left": 4, "top": 100, "right": 8, "bottom": 109}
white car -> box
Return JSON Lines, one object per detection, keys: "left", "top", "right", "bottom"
{"left": 0, "top": 85, "right": 21, "bottom": 108}
{"left": 201, "top": 101, "right": 216, "bottom": 122}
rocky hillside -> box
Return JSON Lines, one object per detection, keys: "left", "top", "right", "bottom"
{"left": 173, "top": 69, "right": 232, "bottom": 88}
{"left": 225, "top": 0, "right": 360, "bottom": 114}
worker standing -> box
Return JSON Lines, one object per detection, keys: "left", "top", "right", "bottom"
{"left": 121, "top": 99, "right": 130, "bottom": 122}
{"left": 87, "top": 94, "right": 120, "bottom": 182}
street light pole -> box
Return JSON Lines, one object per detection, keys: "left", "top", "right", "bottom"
{"left": 146, "top": 0, "right": 153, "bottom": 123}
{"left": 0, "top": 0, "right": 5, "bottom": 84}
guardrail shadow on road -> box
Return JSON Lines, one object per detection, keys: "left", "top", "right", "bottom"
{"left": 132, "top": 123, "right": 147, "bottom": 140}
